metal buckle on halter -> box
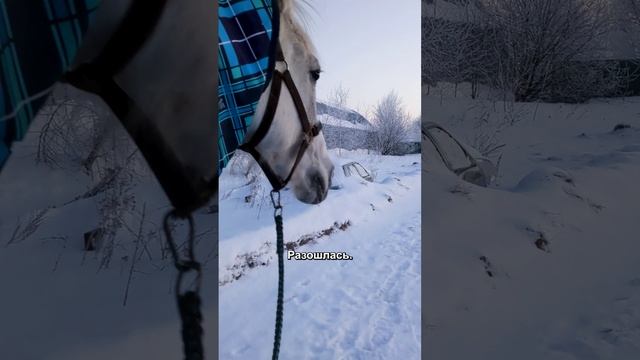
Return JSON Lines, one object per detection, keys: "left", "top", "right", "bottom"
{"left": 275, "top": 58, "right": 288, "bottom": 72}
{"left": 302, "top": 123, "right": 321, "bottom": 144}
{"left": 311, "top": 122, "right": 322, "bottom": 136}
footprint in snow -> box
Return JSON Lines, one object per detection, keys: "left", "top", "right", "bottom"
{"left": 294, "top": 292, "right": 311, "bottom": 304}
{"left": 370, "top": 319, "right": 394, "bottom": 347}
{"left": 398, "top": 260, "right": 410, "bottom": 272}
{"left": 338, "top": 327, "right": 359, "bottom": 350}
{"left": 384, "top": 305, "right": 403, "bottom": 324}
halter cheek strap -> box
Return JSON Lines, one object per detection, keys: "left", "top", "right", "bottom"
{"left": 61, "top": 0, "right": 216, "bottom": 217}
{"left": 239, "top": 45, "right": 323, "bottom": 191}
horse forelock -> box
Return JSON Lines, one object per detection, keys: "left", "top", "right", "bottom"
{"left": 279, "top": 0, "right": 318, "bottom": 59}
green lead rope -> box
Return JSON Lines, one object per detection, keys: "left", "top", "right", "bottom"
{"left": 271, "top": 191, "right": 285, "bottom": 360}
{"left": 164, "top": 210, "right": 204, "bottom": 360}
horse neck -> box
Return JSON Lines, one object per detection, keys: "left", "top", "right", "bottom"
{"left": 74, "top": 0, "right": 218, "bottom": 181}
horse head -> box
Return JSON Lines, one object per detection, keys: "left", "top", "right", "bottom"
{"left": 247, "top": 0, "right": 334, "bottom": 204}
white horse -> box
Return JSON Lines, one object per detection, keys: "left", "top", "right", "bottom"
{"left": 248, "top": 0, "right": 334, "bottom": 204}
{"left": 73, "top": 0, "right": 333, "bottom": 206}
{"left": 69, "top": 0, "right": 218, "bottom": 212}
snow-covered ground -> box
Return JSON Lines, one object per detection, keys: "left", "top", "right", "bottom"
{"left": 424, "top": 95, "right": 640, "bottom": 359}
{"left": 0, "top": 105, "right": 217, "bottom": 359}
{"left": 219, "top": 149, "right": 421, "bottom": 359}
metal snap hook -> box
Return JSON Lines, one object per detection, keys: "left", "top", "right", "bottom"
{"left": 270, "top": 190, "right": 283, "bottom": 217}
{"left": 311, "top": 122, "right": 322, "bottom": 136}
{"left": 270, "top": 190, "right": 282, "bottom": 209}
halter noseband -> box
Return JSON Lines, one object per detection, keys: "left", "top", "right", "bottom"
{"left": 238, "top": 44, "right": 323, "bottom": 191}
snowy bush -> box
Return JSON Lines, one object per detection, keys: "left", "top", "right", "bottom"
{"left": 371, "top": 92, "right": 411, "bottom": 155}
{"left": 34, "top": 87, "right": 154, "bottom": 269}
{"left": 225, "top": 151, "right": 270, "bottom": 207}
{"left": 422, "top": 15, "right": 490, "bottom": 99}
{"left": 627, "top": 0, "right": 640, "bottom": 27}
{"left": 423, "top": 0, "right": 627, "bottom": 103}
{"left": 477, "top": 0, "right": 611, "bottom": 102}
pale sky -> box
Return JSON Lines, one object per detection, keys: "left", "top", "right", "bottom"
{"left": 304, "top": 0, "right": 421, "bottom": 118}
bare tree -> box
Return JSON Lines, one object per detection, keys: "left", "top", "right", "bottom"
{"left": 327, "top": 84, "right": 350, "bottom": 153}
{"left": 423, "top": 0, "right": 618, "bottom": 102}
{"left": 626, "top": 0, "right": 640, "bottom": 27}
{"left": 328, "top": 83, "right": 350, "bottom": 109}
{"left": 478, "top": 0, "right": 611, "bottom": 102}
{"left": 422, "top": 11, "right": 490, "bottom": 98}
{"left": 622, "top": 0, "right": 640, "bottom": 57}
{"left": 372, "top": 92, "right": 410, "bottom": 155}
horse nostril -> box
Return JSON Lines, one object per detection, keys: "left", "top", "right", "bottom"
{"left": 312, "top": 172, "right": 325, "bottom": 190}
{"left": 309, "top": 171, "right": 327, "bottom": 203}
{"left": 329, "top": 166, "right": 335, "bottom": 187}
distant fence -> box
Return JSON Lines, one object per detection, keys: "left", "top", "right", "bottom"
{"left": 322, "top": 124, "right": 375, "bottom": 151}
{"left": 322, "top": 123, "right": 420, "bottom": 155}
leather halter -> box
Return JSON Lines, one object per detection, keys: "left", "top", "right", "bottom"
{"left": 238, "top": 45, "right": 323, "bottom": 191}
{"left": 61, "top": 0, "right": 216, "bottom": 217}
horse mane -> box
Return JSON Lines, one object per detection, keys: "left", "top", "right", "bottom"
{"left": 279, "top": 0, "right": 318, "bottom": 57}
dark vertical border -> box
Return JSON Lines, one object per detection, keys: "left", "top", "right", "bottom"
{"left": 212, "top": 0, "right": 219, "bottom": 358}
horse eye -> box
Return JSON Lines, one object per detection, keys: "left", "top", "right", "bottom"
{"left": 310, "top": 69, "right": 321, "bottom": 81}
